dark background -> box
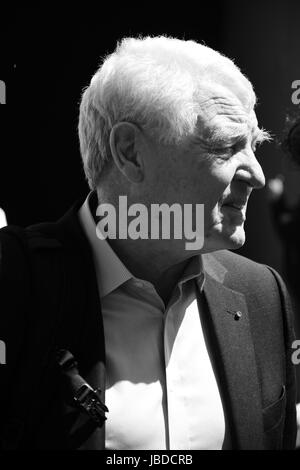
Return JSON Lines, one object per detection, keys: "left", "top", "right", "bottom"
{"left": 1, "top": 1, "right": 300, "bottom": 280}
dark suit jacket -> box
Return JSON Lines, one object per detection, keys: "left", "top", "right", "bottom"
{"left": 0, "top": 199, "right": 297, "bottom": 450}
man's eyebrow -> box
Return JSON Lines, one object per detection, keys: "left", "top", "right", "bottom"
{"left": 193, "top": 129, "right": 245, "bottom": 146}
{"left": 203, "top": 127, "right": 272, "bottom": 145}
{"left": 252, "top": 127, "right": 272, "bottom": 144}
{"left": 192, "top": 125, "right": 272, "bottom": 148}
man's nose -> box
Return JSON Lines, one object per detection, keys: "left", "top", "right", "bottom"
{"left": 235, "top": 151, "right": 266, "bottom": 189}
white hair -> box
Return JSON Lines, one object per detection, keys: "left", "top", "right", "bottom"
{"left": 78, "top": 36, "right": 255, "bottom": 189}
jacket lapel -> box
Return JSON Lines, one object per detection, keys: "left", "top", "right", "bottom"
{"left": 200, "top": 253, "right": 264, "bottom": 449}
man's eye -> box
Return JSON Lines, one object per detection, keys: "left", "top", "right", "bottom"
{"left": 211, "top": 146, "right": 235, "bottom": 156}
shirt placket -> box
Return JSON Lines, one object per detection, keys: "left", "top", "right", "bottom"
{"left": 164, "top": 286, "right": 191, "bottom": 450}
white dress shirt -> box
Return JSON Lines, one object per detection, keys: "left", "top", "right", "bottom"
{"left": 79, "top": 193, "right": 225, "bottom": 450}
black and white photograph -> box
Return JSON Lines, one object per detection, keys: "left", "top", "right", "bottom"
{"left": 0, "top": 2, "right": 300, "bottom": 457}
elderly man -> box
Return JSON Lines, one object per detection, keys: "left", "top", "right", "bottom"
{"left": 0, "top": 36, "right": 297, "bottom": 450}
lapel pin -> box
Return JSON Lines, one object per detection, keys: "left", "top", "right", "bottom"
{"left": 226, "top": 310, "right": 242, "bottom": 321}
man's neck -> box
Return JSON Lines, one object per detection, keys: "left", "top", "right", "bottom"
{"left": 107, "top": 237, "right": 189, "bottom": 306}
{"left": 91, "top": 190, "right": 190, "bottom": 305}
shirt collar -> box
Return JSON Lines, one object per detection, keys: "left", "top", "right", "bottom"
{"left": 79, "top": 192, "right": 205, "bottom": 298}
{"left": 179, "top": 255, "right": 205, "bottom": 291}
{"left": 79, "top": 192, "right": 132, "bottom": 298}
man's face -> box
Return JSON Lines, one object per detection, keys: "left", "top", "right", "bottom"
{"left": 143, "top": 73, "right": 266, "bottom": 255}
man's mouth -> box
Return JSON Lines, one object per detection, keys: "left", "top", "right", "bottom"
{"left": 221, "top": 198, "right": 248, "bottom": 211}
{"left": 222, "top": 203, "right": 245, "bottom": 211}
{"left": 220, "top": 198, "right": 249, "bottom": 221}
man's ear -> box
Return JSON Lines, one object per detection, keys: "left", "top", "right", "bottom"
{"left": 109, "top": 122, "right": 144, "bottom": 183}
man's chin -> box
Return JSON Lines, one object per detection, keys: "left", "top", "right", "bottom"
{"left": 223, "top": 225, "right": 246, "bottom": 250}
{"left": 226, "top": 233, "right": 246, "bottom": 250}
{"left": 203, "top": 226, "right": 246, "bottom": 252}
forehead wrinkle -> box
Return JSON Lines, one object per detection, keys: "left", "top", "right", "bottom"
{"left": 196, "top": 96, "right": 253, "bottom": 129}
{"left": 196, "top": 114, "right": 253, "bottom": 142}
{"left": 191, "top": 76, "right": 260, "bottom": 146}
{"left": 193, "top": 86, "right": 263, "bottom": 145}
{"left": 197, "top": 76, "right": 255, "bottom": 108}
